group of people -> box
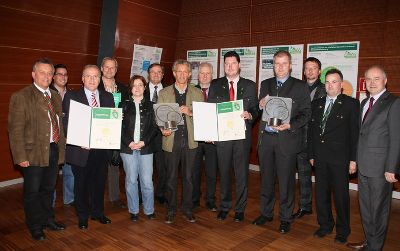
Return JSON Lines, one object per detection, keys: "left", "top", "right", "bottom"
{"left": 8, "top": 50, "right": 399, "bottom": 251}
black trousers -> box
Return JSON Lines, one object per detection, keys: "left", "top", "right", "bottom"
{"left": 164, "top": 147, "right": 197, "bottom": 214}
{"left": 315, "top": 160, "right": 350, "bottom": 237}
{"left": 358, "top": 173, "right": 392, "bottom": 251}
{"left": 192, "top": 142, "right": 218, "bottom": 205}
{"left": 216, "top": 139, "right": 250, "bottom": 213}
{"left": 258, "top": 133, "right": 296, "bottom": 222}
{"left": 72, "top": 149, "right": 108, "bottom": 221}
{"left": 154, "top": 150, "right": 167, "bottom": 198}
{"left": 296, "top": 150, "right": 313, "bottom": 211}
{"left": 22, "top": 143, "right": 59, "bottom": 231}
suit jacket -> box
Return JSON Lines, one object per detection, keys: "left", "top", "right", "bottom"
{"left": 208, "top": 77, "right": 258, "bottom": 144}
{"left": 308, "top": 94, "right": 360, "bottom": 165}
{"left": 120, "top": 97, "right": 158, "bottom": 155}
{"left": 62, "top": 88, "right": 115, "bottom": 167}
{"left": 357, "top": 91, "right": 400, "bottom": 177}
{"left": 258, "top": 76, "right": 311, "bottom": 154}
{"left": 98, "top": 80, "right": 129, "bottom": 107}
{"left": 145, "top": 83, "right": 165, "bottom": 152}
{"left": 8, "top": 84, "right": 66, "bottom": 166}
{"left": 158, "top": 84, "right": 204, "bottom": 152}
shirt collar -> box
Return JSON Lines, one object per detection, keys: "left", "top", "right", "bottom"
{"left": 33, "top": 82, "right": 50, "bottom": 96}
{"left": 371, "top": 88, "right": 386, "bottom": 101}
{"left": 276, "top": 75, "right": 290, "bottom": 84}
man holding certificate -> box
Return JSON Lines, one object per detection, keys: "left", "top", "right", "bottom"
{"left": 253, "top": 50, "right": 311, "bottom": 234}
{"left": 63, "top": 65, "right": 115, "bottom": 230}
{"left": 208, "top": 51, "right": 258, "bottom": 222}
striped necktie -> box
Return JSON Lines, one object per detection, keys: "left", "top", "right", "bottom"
{"left": 91, "top": 92, "right": 98, "bottom": 107}
{"left": 44, "top": 92, "right": 60, "bottom": 143}
{"left": 320, "top": 98, "right": 333, "bottom": 134}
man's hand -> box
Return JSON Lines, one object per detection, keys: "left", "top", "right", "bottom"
{"left": 161, "top": 128, "right": 172, "bottom": 137}
{"left": 309, "top": 159, "right": 314, "bottom": 166}
{"left": 180, "top": 105, "right": 192, "bottom": 116}
{"left": 272, "top": 123, "right": 290, "bottom": 131}
{"left": 259, "top": 95, "right": 269, "bottom": 109}
{"left": 384, "top": 172, "right": 398, "bottom": 183}
{"left": 19, "top": 161, "right": 30, "bottom": 168}
{"left": 241, "top": 111, "right": 252, "bottom": 120}
{"left": 349, "top": 161, "right": 357, "bottom": 174}
{"left": 129, "top": 141, "right": 145, "bottom": 150}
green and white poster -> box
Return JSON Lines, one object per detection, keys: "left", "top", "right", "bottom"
{"left": 307, "top": 41, "right": 360, "bottom": 97}
{"left": 130, "top": 44, "right": 163, "bottom": 80}
{"left": 187, "top": 49, "right": 218, "bottom": 86}
{"left": 259, "top": 44, "right": 304, "bottom": 82}
{"left": 219, "top": 47, "right": 257, "bottom": 82}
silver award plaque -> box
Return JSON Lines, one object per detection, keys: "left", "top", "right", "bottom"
{"left": 153, "top": 103, "right": 184, "bottom": 131}
{"left": 262, "top": 96, "right": 292, "bottom": 126}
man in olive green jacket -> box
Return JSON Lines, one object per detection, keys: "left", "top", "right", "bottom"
{"left": 157, "top": 59, "right": 203, "bottom": 224}
{"left": 8, "top": 58, "right": 66, "bottom": 241}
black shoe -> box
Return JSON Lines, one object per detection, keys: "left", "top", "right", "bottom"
{"left": 78, "top": 219, "right": 88, "bottom": 230}
{"left": 165, "top": 213, "right": 175, "bottom": 224}
{"left": 234, "top": 212, "right": 244, "bottom": 222}
{"left": 146, "top": 213, "right": 156, "bottom": 220}
{"left": 45, "top": 221, "right": 66, "bottom": 231}
{"left": 334, "top": 235, "right": 347, "bottom": 244}
{"left": 31, "top": 229, "right": 45, "bottom": 241}
{"left": 64, "top": 201, "right": 75, "bottom": 207}
{"left": 291, "top": 209, "right": 312, "bottom": 219}
{"left": 313, "top": 228, "right": 332, "bottom": 238}
{"left": 91, "top": 215, "right": 111, "bottom": 224}
{"left": 206, "top": 202, "right": 217, "bottom": 212}
{"left": 192, "top": 201, "right": 200, "bottom": 210}
{"left": 130, "top": 213, "right": 139, "bottom": 222}
{"left": 346, "top": 240, "right": 367, "bottom": 250}
{"left": 184, "top": 213, "right": 196, "bottom": 223}
{"left": 252, "top": 215, "right": 273, "bottom": 226}
{"left": 217, "top": 211, "right": 228, "bottom": 220}
{"left": 279, "top": 221, "right": 291, "bottom": 234}
{"left": 156, "top": 196, "right": 166, "bottom": 204}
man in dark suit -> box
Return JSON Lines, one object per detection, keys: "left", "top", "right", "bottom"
{"left": 253, "top": 50, "right": 311, "bottom": 233}
{"left": 308, "top": 69, "right": 359, "bottom": 244}
{"left": 8, "top": 58, "right": 66, "bottom": 240}
{"left": 208, "top": 51, "right": 258, "bottom": 222}
{"left": 293, "top": 57, "right": 326, "bottom": 219}
{"left": 192, "top": 62, "right": 218, "bottom": 211}
{"left": 63, "top": 65, "right": 115, "bottom": 230}
{"left": 145, "top": 63, "right": 167, "bottom": 204}
{"left": 347, "top": 66, "right": 400, "bottom": 251}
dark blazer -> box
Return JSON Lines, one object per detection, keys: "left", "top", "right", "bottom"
{"left": 98, "top": 80, "right": 129, "bottom": 107}
{"left": 208, "top": 76, "right": 258, "bottom": 143}
{"left": 357, "top": 91, "right": 400, "bottom": 177}
{"left": 310, "top": 79, "right": 327, "bottom": 101}
{"left": 258, "top": 76, "right": 311, "bottom": 154}
{"left": 120, "top": 97, "right": 158, "bottom": 155}
{"left": 62, "top": 88, "right": 115, "bottom": 167}
{"left": 308, "top": 94, "right": 360, "bottom": 165}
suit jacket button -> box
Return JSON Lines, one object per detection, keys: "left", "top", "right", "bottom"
{"left": 321, "top": 140, "right": 324, "bottom": 143}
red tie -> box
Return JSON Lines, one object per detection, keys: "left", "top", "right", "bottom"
{"left": 91, "top": 92, "right": 98, "bottom": 107}
{"left": 229, "top": 81, "right": 234, "bottom": 101}
{"left": 362, "top": 97, "right": 375, "bottom": 123}
{"left": 202, "top": 88, "right": 208, "bottom": 101}
{"left": 44, "top": 92, "right": 60, "bottom": 143}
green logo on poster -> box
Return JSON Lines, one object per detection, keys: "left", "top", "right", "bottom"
{"left": 289, "top": 47, "right": 302, "bottom": 54}
{"left": 344, "top": 51, "right": 357, "bottom": 58}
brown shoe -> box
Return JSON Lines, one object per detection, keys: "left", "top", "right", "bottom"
{"left": 346, "top": 240, "right": 367, "bottom": 250}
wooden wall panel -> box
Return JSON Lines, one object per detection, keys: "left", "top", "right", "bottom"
{"left": 181, "top": 0, "right": 249, "bottom": 14}
{"left": 0, "top": 0, "right": 102, "bottom": 182}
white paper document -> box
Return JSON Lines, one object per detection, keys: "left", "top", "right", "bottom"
{"left": 66, "top": 100, "right": 122, "bottom": 149}
{"left": 193, "top": 100, "right": 245, "bottom": 142}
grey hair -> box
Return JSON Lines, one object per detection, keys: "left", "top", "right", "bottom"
{"left": 172, "top": 59, "right": 192, "bottom": 73}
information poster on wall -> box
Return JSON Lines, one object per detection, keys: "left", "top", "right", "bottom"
{"left": 130, "top": 44, "right": 163, "bottom": 79}
{"left": 307, "top": 41, "right": 360, "bottom": 97}
{"left": 187, "top": 49, "right": 218, "bottom": 86}
{"left": 219, "top": 47, "right": 257, "bottom": 82}
{"left": 259, "top": 44, "right": 304, "bottom": 82}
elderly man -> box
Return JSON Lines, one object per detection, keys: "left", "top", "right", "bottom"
{"left": 208, "top": 51, "right": 258, "bottom": 222}
{"left": 63, "top": 65, "right": 115, "bottom": 230}
{"left": 8, "top": 58, "right": 66, "bottom": 240}
{"left": 308, "top": 69, "right": 359, "bottom": 244}
{"left": 253, "top": 50, "right": 311, "bottom": 234}
{"left": 158, "top": 59, "right": 203, "bottom": 224}
{"left": 145, "top": 63, "right": 167, "bottom": 204}
{"left": 347, "top": 66, "right": 400, "bottom": 251}
{"left": 192, "top": 62, "right": 218, "bottom": 211}
{"left": 99, "top": 57, "right": 128, "bottom": 208}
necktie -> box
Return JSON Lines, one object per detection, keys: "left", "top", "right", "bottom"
{"left": 91, "top": 92, "right": 98, "bottom": 107}
{"left": 202, "top": 88, "right": 208, "bottom": 101}
{"left": 44, "top": 92, "right": 60, "bottom": 143}
{"left": 320, "top": 98, "right": 333, "bottom": 134}
{"left": 277, "top": 81, "right": 283, "bottom": 88}
{"left": 153, "top": 85, "right": 158, "bottom": 103}
{"left": 229, "top": 81, "right": 234, "bottom": 101}
{"left": 362, "top": 97, "right": 375, "bottom": 123}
